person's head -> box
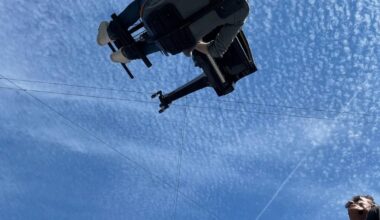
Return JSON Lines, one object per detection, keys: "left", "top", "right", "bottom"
{"left": 346, "top": 195, "right": 376, "bottom": 220}
{"left": 346, "top": 195, "right": 376, "bottom": 210}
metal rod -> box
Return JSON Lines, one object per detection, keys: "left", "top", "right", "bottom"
{"left": 129, "top": 22, "right": 144, "bottom": 34}
{"left": 206, "top": 54, "right": 226, "bottom": 83}
{"left": 111, "top": 14, "right": 152, "bottom": 68}
{"left": 108, "top": 43, "right": 134, "bottom": 79}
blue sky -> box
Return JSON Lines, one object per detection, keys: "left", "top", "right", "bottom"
{"left": 0, "top": 0, "right": 379, "bottom": 219}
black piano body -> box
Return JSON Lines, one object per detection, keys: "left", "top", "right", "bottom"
{"left": 105, "top": 1, "right": 258, "bottom": 112}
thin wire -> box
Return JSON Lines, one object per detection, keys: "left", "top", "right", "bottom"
{"left": 173, "top": 98, "right": 188, "bottom": 220}
{"left": 1, "top": 86, "right": 378, "bottom": 123}
{"left": 254, "top": 72, "right": 374, "bottom": 220}
{"left": 182, "top": 103, "right": 375, "bottom": 123}
{"left": 172, "top": 60, "right": 192, "bottom": 220}
{"left": 0, "top": 77, "right": 148, "bottom": 94}
{"left": 0, "top": 86, "right": 154, "bottom": 104}
{"left": 1, "top": 77, "right": 377, "bottom": 120}
{"left": 0, "top": 74, "right": 220, "bottom": 220}
{"left": 217, "top": 98, "right": 375, "bottom": 118}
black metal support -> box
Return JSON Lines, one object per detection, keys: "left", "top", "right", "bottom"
{"left": 111, "top": 14, "right": 152, "bottom": 68}
{"left": 108, "top": 43, "right": 134, "bottom": 79}
{"left": 192, "top": 51, "right": 235, "bottom": 96}
{"left": 129, "top": 22, "right": 145, "bottom": 34}
{"left": 152, "top": 74, "right": 209, "bottom": 113}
